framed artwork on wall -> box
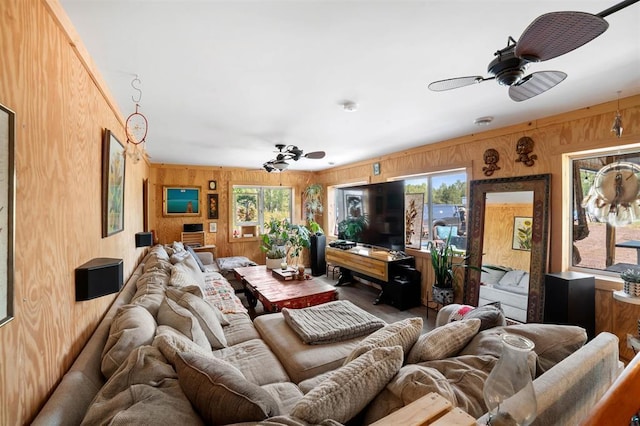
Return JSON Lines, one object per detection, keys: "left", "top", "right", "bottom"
{"left": 208, "top": 180, "right": 217, "bottom": 190}
{"left": 163, "top": 186, "right": 201, "bottom": 216}
{"left": 373, "top": 162, "right": 381, "bottom": 176}
{"left": 102, "top": 129, "right": 126, "bottom": 237}
{"left": 0, "top": 102, "right": 15, "bottom": 327}
{"left": 209, "top": 222, "right": 217, "bottom": 233}
{"left": 512, "top": 216, "right": 533, "bottom": 251}
{"left": 208, "top": 193, "right": 219, "bottom": 219}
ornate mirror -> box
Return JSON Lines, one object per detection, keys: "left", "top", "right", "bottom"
{"left": 464, "top": 174, "right": 550, "bottom": 323}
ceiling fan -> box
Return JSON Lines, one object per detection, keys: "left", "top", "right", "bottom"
{"left": 428, "top": 0, "right": 639, "bottom": 102}
{"left": 263, "top": 144, "right": 326, "bottom": 172}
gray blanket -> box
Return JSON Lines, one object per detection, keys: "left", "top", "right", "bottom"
{"left": 282, "top": 300, "right": 386, "bottom": 345}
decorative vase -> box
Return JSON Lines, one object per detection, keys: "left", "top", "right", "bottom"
{"left": 266, "top": 257, "right": 285, "bottom": 270}
{"left": 483, "top": 333, "right": 537, "bottom": 426}
{"left": 432, "top": 285, "right": 454, "bottom": 305}
{"left": 623, "top": 281, "right": 640, "bottom": 297}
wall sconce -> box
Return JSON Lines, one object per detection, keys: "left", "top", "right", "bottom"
{"left": 75, "top": 258, "right": 123, "bottom": 301}
{"left": 135, "top": 232, "right": 153, "bottom": 247}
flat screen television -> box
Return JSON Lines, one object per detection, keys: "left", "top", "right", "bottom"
{"left": 337, "top": 180, "right": 405, "bottom": 251}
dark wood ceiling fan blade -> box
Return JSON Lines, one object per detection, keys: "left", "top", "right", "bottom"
{"left": 515, "top": 11, "right": 608, "bottom": 62}
{"left": 428, "top": 76, "right": 487, "bottom": 91}
{"left": 508, "top": 70, "right": 567, "bottom": 102}
{"left": 304, "top": 151, "right": 325, "bottom": 159}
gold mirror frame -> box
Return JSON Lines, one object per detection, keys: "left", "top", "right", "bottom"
{"left": 464, "top": 174, "right": 551, "bottom": 323}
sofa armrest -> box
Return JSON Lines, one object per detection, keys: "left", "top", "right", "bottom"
{"left": 195, "top": 251, "right": 214, "bottom": 265}
{"left": 477, "top": 332, "right": 621, "bottom": 426}
{"left": 435, "top": 304, "right": 461, "bottom": 327}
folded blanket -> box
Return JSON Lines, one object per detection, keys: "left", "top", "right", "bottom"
{"left": 282, "top": 300, "right": 386, "bottom": 345}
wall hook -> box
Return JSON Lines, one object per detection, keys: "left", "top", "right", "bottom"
{"left": 131, "top": 76, "right": 142, "bottom": 103}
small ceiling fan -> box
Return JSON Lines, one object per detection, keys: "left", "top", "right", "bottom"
{"left": 428, "top": 0, "right": 639, "bottom": 102}
{"left": 263, "top": 144, "right": 326, "bottom": 172}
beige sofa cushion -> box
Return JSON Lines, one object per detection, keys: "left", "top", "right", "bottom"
{"left": 254, "top": 312, "right": 364, "bottom": 383}
{"left": 343, "top": 317, "right": 423, "bottom": 364}
{"left": 153, "top": 325, "right": 214, "bottom": 365}
{"left": 101, "top": 304, "right": 157, "bottom": 379}
{"left": 174, "top": 351, "right": 280, "bottom": 424}
{"left": 166, "top": 287, "right": 227, "bottom": 349}
{"left": 407, "top": 318, "right": 481, "bottom": 363}
{"left": 223, "top": 312, "right": 260, "bottom": 346}
{"left": 83, "top": 346, "right": 202, "bottom": 425}
{"left": 261, "top": 382, "right": 305, "bottom": 416}
{"left": 213, "top": 338, "right": 290, "bottom": 385}
{"left": 289, "top": 346, "right": 403, "bottom": 424}
{"left": 170, "top": 259, "right": 205, "bottom": 289}
{"left": 156, "top": 297, "right": 209, "bottom": 349}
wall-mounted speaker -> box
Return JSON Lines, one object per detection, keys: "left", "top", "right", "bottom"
{"left": 135, "top": 232, "right": 153, "bottom": 247}
{"left": 75, "top": 258, "right": 123, "bottom": 301}
{"left": 183, "top": 223, "right": 204, "bottom": 232}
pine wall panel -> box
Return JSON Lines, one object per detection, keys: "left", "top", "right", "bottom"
{"left": 0, "top": 1, "right": 147, "bottom": 423}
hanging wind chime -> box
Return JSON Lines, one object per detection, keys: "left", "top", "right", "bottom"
{"left": 125, "top": 75, "right": 149, "bottom": 164}
{"left": 582, "top": 161, "right": 640, "bottom": 226}
{"left": 611, "top": 90, "right": 623, "bottom": 138}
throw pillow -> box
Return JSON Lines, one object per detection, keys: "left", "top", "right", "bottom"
{"left": 406, "top": 318, "right": 481, "bottom": 363}
{"left": 130, "top": 280, "right": 166, "bottom": 317}
{"left": 498, "top": 269, "right": 527, "bottom": 286}
{"left": 463, "top": 302, "right": 506, "bottom": 331}
{"left": 165, "top": 287, "right": 227, "bottom": 349}
{"left": 289, "top": 346, "right": 403, "bottom": 424}
{"left": 156, "top": 297, "right": 209, "bottom": 350}
{"left": 480, "top": 265, "right": 509, "bottom": 285}
{"left": 170, "top": 259, "right": 205, "bottom": 289}
{"left": 448, "top": 304, "right": 475, "bottom": 322}
{"left": 153, "top": 325, "right": 214, "bottom": 365}
{"left": 174, "top": 351, "right": 279, "bottom": 424}
{"left": 343, "top": 317, "right": 423, "bottom": 365}
{"left": 101, "top": 304, "right": 157, "bottom": 379}
{"left": 185, "top": 245, "right": 207, "bottom": 272}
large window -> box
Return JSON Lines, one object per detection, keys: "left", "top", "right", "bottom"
{"left": 571, "top": 149, "right": 640, "bottom": 274}
{"left": 402, "top": 169, "right": 468, "bottom": 250}
{"left": 232, "top": 185, "right": 292, "bottom": 238}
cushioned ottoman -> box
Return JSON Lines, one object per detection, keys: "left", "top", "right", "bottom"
{"left": 254, "top": 312, "right": 365, "bottom": 383}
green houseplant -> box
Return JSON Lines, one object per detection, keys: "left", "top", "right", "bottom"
{"left": 621, "top": 269, "right": 640, "bottom": 297}
{"left": 303, "top": 184, "right": 323, "bottom": 223}
{"left": 260, "top": 218, "right": 312, "bottom": 269}
{"left": 337, "top": 215, "right": 368, "bottom": 242}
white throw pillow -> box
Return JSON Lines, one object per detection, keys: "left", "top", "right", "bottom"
{"left": 406, "top": 318, "right": 481, "bottom": 363}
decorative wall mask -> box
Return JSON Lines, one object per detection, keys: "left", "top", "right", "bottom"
{"left": 515, "top": 136, "right": 537, "bottom": 167}
{"left": 482, "top": 148, "right": 501, "bottom": 176}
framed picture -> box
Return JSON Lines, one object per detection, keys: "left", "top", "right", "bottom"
{"left": 209, "top": 222, "right": 217, "bottom": 233}
{"left": 405, "top": 193, "right": 424, "bottom": 249}
{"left": 207, "top": 193, "right": 219, "bottom": 219}
{"left": 234, "top": 192, "right": 259, "bottom": 225}
{"left": 373, "top": 162, "right": 381, "bottom": 176}
{"left": 102, "top": 129, "right": 126, "bottom": 237}
{"left": 163, "top": 186, "right": 200, "bottom": 216}
{"left": 345, "top": 193, "right": 363, "bottom": 219}
{"left": 0, "top": 103, "right": 15, "bottom": 327}
{"left": 208, "top": 180, "right": 217, "bottom": 191}
{"left": 512, "top": 216, "right": 533, "bottom": 251}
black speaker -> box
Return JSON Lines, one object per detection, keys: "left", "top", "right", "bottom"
{"left": 310, "top": 234, "right": 326, "bottom": 276}
{"left": 75, "top": 258, "right": 123, "bottom": 301}
{"left": 135, "top": 232, "right": 153, "bottom": 247}
{"left": 544, "top": 271, "right": 595, "bottom": 339}
{"left": 183, "top": 223, "right": 203, "bottom": 232}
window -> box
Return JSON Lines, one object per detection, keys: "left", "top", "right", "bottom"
{"left": 231, "top": 185, "right": 292, "bottom": 238}
{"left": 571, "top": 149, "right": 640, "bottom": 274}
{"left": 402, "top": 169, "right": 468, "bottom": 250}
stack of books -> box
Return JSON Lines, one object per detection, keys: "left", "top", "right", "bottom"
{"left": 272, "top": 267, "right": 297, "bottom": 281}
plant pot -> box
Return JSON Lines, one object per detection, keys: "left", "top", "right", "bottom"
{"left": 266, "top": 257, "right": 285, "bottom": 270}
{"left": 623, "top": 281, "right": 640, "bottom": 297}
{"left": 432, "top": 285, "right": 454, "bottom": 305}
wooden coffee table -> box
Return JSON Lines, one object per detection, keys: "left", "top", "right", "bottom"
{"left": 233, "top": 265, "right": 338, "bottom": 313}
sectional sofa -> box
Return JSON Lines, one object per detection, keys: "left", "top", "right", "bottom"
{"left": 33, "top": 243, "right": 622, "bottom": 425}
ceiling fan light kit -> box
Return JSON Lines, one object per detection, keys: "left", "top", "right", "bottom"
{"left": 262, "top": 144, "right": 326, "bottom": 173}
{"left": 428, "top": 0, "right": 638, "bottom": 101}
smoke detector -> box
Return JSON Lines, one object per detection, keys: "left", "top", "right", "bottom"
{"left": 342, "top": 101, "right": 358, "bottom": 112}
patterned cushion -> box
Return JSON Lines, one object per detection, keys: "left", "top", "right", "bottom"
{"left": 202, "top": 276, "right": 247, "bottom": 314}
{"left": 343, "top": 317, "right": 423, "bottom": 364}
{"left": 101, "top": 304, "right": 157, "bottom": 379}
{"left": 289, "top": 346, "right": 403, "bottom": 424}
{"left": 407, "top": 318, "right": 481, "bottom": 363}
{"left": 156, "top": 297, "right": 209, "bottom": 349}
{"left": 174, "top": 351, "right": 279, "bottom": 424}
{"left": 448, "top": 304, "right": 475, "bottom": 322}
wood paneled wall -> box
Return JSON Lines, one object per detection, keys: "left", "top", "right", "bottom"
{"left": 148, "top": 164, "right": 314, "bottom": 263}
{"left": 483, "top": 203, "right": 533, "bottom": 271}
{"left": 0, "top": 1, "right": 147, "bottom": 424}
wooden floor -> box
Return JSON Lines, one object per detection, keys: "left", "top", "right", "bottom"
{"left": 239, "top": 271, "right": 437, "bottom": 333}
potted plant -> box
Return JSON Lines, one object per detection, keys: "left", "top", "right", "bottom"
{"left": 303, "top": 184, "right": 323, "bottom": 223}
{"left": 428, "top": 230, "right": 479, "bottom": 305}
{"left": 260, "top": 218, "right": 312, "bottom": 270}
{"left": 621, "top": 269, "right": 640, "bottom": 297}
{"left": 337, "top": 215, "right": 368, "bottom": 242}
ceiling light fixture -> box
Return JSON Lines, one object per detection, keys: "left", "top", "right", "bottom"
{"left": 474, "top": 116, "right": 494, "bottom": 126}
{"left": 611, "top": 90, "right": 623, "bottom": 138}
{"left": 262, "top": 144, "right": 325, "bottom": 173}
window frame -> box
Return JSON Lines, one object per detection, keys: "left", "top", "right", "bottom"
{"left": 229, "top": 184, "right": 293, "bottom": 242}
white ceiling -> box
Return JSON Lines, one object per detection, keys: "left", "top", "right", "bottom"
{"left": 60, "top": 0, "right": 640, "bottom": 172}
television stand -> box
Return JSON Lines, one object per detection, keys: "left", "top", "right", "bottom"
{"left": 325, "top": 245, "right": 420, "bottom": 310}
